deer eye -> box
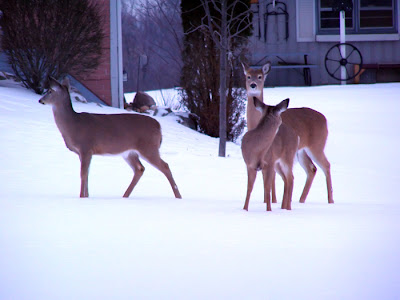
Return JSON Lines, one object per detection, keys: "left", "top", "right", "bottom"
{"left": 258, "top": 75, "right": 262, "bottom": 80}
{"left": 247, "top": 75, "right": 251, "bottom": 80}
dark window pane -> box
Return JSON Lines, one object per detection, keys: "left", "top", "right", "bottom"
{"left": 361, "top": 0, "right": 392, "bottom": 7}
{"left": 320, "top": 10, "right": 353, "bottom": 29}
{"left": 321, "top": 0, "right": 332, "bottom": 8}
{"left": 360, "top": 0, "right": 394, "bottom": 28}
{"left": 360, "top": 10, "right": 393, "bottom": 28}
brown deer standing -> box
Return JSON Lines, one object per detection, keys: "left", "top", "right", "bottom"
{"left": 262, "top": 121, "right": 299, "bottom": 210}
{"left": 39, "top": 77, "right": 182, "bottom": 199}
{"left": 241, "top": 97, "right": 291, "bottom": 211}
{"left": 242, "top": 62, "right": 334, "bottom": 204}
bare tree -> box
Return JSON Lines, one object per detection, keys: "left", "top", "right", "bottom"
{"left": 187, "top": 0, "right": 252, "bottom": 156}
{"left": 202, "top": 0, "right": 252, "bottom": 157}
{"left": 122, "top": 0, "right": 183, "bottom": 92}
{"left": 180, "top": 0, "right": 249, "bottom": 145}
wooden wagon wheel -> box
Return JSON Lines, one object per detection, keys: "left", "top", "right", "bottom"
{"left": 324, "top": 43, "right": 363, "bottom": 81}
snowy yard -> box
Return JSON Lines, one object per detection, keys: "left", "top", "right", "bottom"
{"left": 0, "top": 80, "right": 399, "bottom": 299}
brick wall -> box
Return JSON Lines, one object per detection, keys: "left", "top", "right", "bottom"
{"left": 75, "top": 0, "right": 112, "bottom": 106}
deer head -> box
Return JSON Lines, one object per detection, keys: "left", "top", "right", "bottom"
{"left": 242, "top": 62, "right": 271, "bottom": 97}
{"left": 39, "top": 77, "right": 71, "bottom": 106}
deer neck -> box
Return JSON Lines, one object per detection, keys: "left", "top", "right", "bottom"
{"left": 52, "top": 96, "right": 78, "bottom": 137}
{"left": 254, "top": 114, "right": 281, "bottom": 148}
{"left": 246, "top": 90, "right": 264, "bottom": 131}
{"left": 242, "top": 113, "right": 281, "bottom": 168}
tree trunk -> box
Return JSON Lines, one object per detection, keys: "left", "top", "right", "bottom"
{"left": 218, "top": 0, "right": 227, "bottom": 157}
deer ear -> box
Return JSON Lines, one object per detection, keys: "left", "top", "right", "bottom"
{"left": 241, "top": 62, "right": 249, "bottom": 75}
{"left": 262, "top": 62, "right": 272, "bottom": 76}
{"left": 253, "top": 97, "right": 265, "bottom": 113}
{"left": 275, "top": 98, "right": 289, "bottom": 114}
{"left": 61, "top": 77, "right": 70, "bottom": 90}
{"left": 48, "top": 76, "right": 58, "bottom": 84}
{"left": 48, "top": 77, "right": 61, "bottom": 90}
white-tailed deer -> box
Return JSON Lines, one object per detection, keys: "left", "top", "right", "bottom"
{"left": 242, "top": 62, "right": 272, "bottom": 131}
{"left": 39, "top": 77, "right": 182, "bottom": 199}
{"left": 242, "top": 62, "right": 333, "bottom": 204}
{"left": 262, "top": 121, "right": 299, "bottom": 210}
{"left": 241, "top": 97, "right": 290, "bottom": 211}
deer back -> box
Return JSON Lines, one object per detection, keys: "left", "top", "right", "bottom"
{"left": 39, "top": 77, "right": 163, "bottom": 156}
{"left": 264, "top": 123, "right": 299, "bottom": 166}
{"left": 74, "top": 113, "right": 162, "bottom": 155}
{"left": 281, "top": 108, "right": 328, "bottom": 150}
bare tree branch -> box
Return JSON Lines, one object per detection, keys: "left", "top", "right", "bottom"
{"left": 122, "top": 0, "right": 184, "bottom": 91}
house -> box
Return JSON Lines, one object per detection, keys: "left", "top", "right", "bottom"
{"left": 0, "top": 0, "right": 124, "bottom": 108}
{"left": 72, "top": 0, "right": 123, "bottom": 108}
{"left": 249, "top": 0, "right": 400, "bottom": 86}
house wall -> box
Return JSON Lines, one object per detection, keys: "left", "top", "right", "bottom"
{"left": 74, "top": 0, "right": 112, "bottom": 106}
{"left": 249, "top": 0, "right": 400, "bottom": 86}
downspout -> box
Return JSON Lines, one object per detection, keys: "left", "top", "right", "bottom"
{"left": 110, "top": 0, "right": 124, "bottom": 108}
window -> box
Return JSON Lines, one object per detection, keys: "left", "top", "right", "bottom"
{"left": 319, "top": 0, "right": 353, "bottom": 30}
{"left": 317, "top": 0, "right": 398, "bottom": 34}
{"left": 360, "top": 0, "right": 394, "bottom": 28}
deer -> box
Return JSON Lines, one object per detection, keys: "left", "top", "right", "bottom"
{"left": 262, "top": 120, "right": 299, "bottom": 210}
{"left": 241, "top": 97, "right": 292, "bottom": 211}
{"left": 242, "top": 62, "right": 334, "bottom": 205}
{"left": 38, "top": 77, "right": 182, "bottom": 199}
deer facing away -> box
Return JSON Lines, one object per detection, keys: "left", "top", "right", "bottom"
{"left": 241, "top": 97, "right": 292, "bottom": 211}
{"left": 262, "top": 120, "right": 299, "bottom": 210}
{"left": 242, "top": 62, "right": 333, "bottom": 205}
{"left": 38, "top": 77, "right": 182, "bottom": 199}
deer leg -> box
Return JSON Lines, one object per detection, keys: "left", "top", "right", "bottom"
{"left": 244, "top": 167, "right": 257, "bottom": 211}
{"left": 141, "top": 151, "right": 182, "bottom": 199}
{"left": 271, "top": 172, "right": 278, "bottom": 203}
{"left": 79, "top": 153, "right": 92, "bottom": 198}
{"left": 284, "top": 167, "right": 294, "bottom": 211}
{"left": 262, "top": 166, "right": 274, "bottom": 211}
{"left": 309, "top": 151, "right": 334, "bottom": 204}
{"left": 275, "top": 163, "right": 288, "bottom": 209}
{"left": 297, "top": 149, "right": 317, "bottom": 203}
{"left": 262, "top": 168, "right": 277, "bottom": 203}
{"left": 123, "top": 152, "right": 145, "bottom": 198}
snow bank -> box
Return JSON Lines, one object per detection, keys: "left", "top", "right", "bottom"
{"left": 1, "top": 80, "right": 399, "bottom": 299}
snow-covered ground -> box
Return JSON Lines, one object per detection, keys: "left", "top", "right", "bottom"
{"left": 0, "top": 79, "right": 399, "bottom": 299}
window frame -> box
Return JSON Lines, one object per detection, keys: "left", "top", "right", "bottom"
{"left": 316, "top": 0, "right": 398, "bottom": 35}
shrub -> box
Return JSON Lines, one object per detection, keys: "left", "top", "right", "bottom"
{"left": 179, "top": 33, "right": 246, "bottom": 142}
{"left": 0, "top": 0, "right": 104, "bottom": 94}
{"left": 180, "top": 0, "right": 251, "bottom": 142}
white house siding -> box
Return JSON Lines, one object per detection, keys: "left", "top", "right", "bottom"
{"left": 248, "top": 0, "right": 400, "bottom": 86}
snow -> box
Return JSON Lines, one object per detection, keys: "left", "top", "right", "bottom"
{"left": 1, "top": 79, "right": 400, "bottom": 299}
